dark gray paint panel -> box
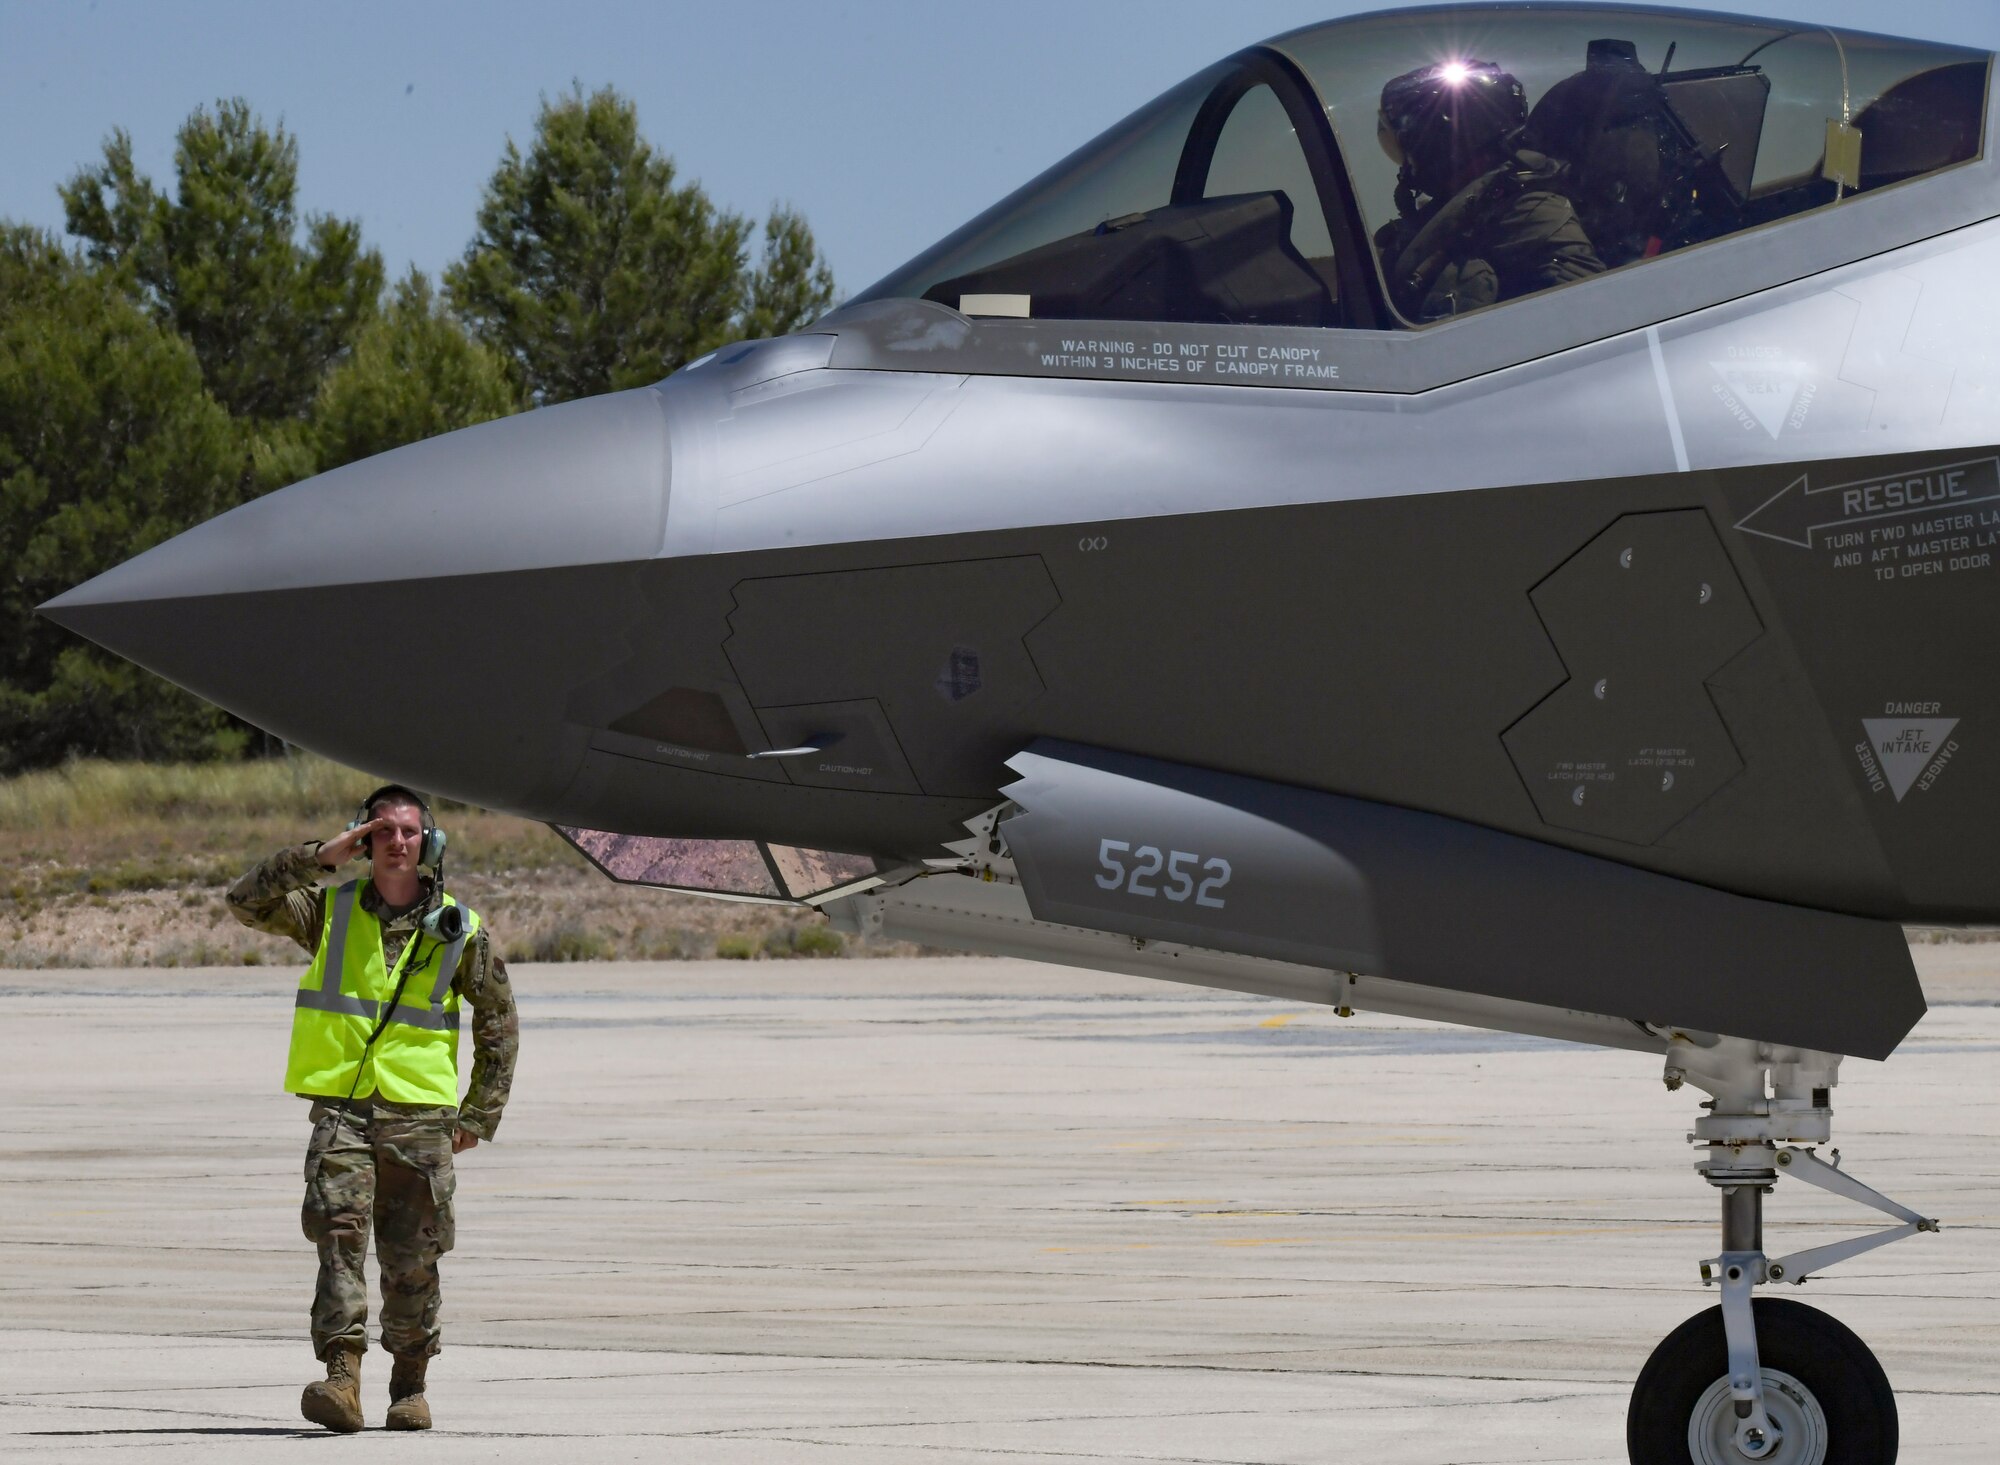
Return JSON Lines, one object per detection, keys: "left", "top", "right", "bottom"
{"left": 587, "top": 727, "right": 794, "bottom": 786}
{"left": 1001, "top": 740, "right": 1924, "bottom": 1059}
{"left": 42, "top": 452, "right": 1971, "bottom": 920}
{"left": 572, "top": 669, "right": 794, "bottom": 787}
{"left": 610, "top": 686, "right": 748, "bottom": 755}
{"left": 725, "top": 557, "right": 1060, "bottom": 799}
{"left": 1004, "top": 469, "right": 1899, "bottom": 913}
{"left": 750, "top": 699, "right": 924, "bottom": 795}
{"left": 1717, "top": 448, "right": 2000, "bottom": 912}
{"left": 1504, "top": 510, "right": 1764, "bottom": 844}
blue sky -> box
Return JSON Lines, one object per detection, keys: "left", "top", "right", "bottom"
{"left": 4, "top": 0, "right": 1997, "bottom": 298}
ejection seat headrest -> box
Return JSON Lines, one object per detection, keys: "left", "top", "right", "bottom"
{"left": 1521, "top": 38, "right": 1654, "bottom": 166}
{"left": 1587, "top": 38, "right": 1642, "bottom": 69}
{"left": 1520, "top": 39, "right": 1683, "bottom": 265}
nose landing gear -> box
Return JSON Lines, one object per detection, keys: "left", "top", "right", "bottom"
{"left": 1631, "top": 1297, "right": 1887, "bottom": 1464}
{"left": 1627, "top": 1035, "right": 1938, "bottom": 1464}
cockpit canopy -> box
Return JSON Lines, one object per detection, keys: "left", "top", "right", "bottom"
{"left": 853, "top": 5, "right": 1989, "bottom": 329}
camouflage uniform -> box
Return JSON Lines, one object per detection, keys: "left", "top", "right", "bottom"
{"left": 229, "top": 843, "right": 519, "bottom": 1361}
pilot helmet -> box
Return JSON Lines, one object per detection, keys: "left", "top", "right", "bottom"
{"left": 1377, "top": 59, "right": 1529, "bottom": 197}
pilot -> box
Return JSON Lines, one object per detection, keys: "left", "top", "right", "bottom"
{"left": 227, "top": 785, "right": 519, "bottom": 1433}
{"left": 1373, "top": 59, "right": 1604, "bottom": 320}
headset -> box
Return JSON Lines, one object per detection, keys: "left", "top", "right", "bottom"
{"left": 348, "top": 784, "right": 449, "bottom": 870}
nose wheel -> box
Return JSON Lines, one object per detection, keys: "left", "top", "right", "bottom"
{"left": 1625, "top": 1034, "right": 1936, "bottom": 1464}
{"left": 1629, "top": 1297, "right": 1893, "bottom": 1464}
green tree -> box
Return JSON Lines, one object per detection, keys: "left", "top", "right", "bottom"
{"left": 0, "top": 226, "right": 248, "bottom": 768}
{"left": 448, "top": 85, "right": 836, "bottom": 405}
{"left": 313, "top": 270, "right": 520, "bottom": 473}
{"left": 741, "top": 204, "right": 838, "bottom": 343}
{"left": 60, "top": 98, "right": 384, "bottom": 424}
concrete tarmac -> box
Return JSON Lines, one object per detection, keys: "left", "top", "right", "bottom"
{"left": 1, "top": 952, "right": 1995, "bottom": 1462}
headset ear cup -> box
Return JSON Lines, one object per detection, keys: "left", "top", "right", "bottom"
{"left": 425, "top": 828, "right": 447, "bottom": 867}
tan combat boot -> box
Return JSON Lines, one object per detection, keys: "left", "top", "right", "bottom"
{"left": 300, "top": 1345, "right": 364, "bottom": 1432}
{"left": 384, "top": 1354, "right": 432, "bottom": 1431}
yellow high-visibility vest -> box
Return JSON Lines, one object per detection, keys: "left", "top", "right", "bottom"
{"left": 283, "top": 880, "right": 479, "bottom": 1107}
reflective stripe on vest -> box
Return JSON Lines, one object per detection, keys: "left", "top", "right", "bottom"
{"left": 288, "top": 882, "right": 464, "bottom": 1026}
{"left": 284, "top": 883, "right": 478, "bottom": 1103}
{"left": 386, "top": 923, "right": 470, "bottom": 1032}
{"left": 293, "top": 882, "right": 381, "bottom": 1019}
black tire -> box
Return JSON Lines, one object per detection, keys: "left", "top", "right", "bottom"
{"left": 1627, "top": 1297, "right": 1897, "bottom": 1464}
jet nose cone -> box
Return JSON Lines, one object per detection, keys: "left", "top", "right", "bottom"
{"left": 44, "top": 386, "right": 670, "bottom": 617}
{"left": 41, "top": 387, "right": 671, "bottom": 805}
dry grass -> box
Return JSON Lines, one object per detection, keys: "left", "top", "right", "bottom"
{"left": 0, "top": 752, "right": 368, "bottom": 829}
{"left": 0, "top": 754, "right": 923, "bottom": 967}
{"left": 0, "top": 752, "right": 581, "bottom": 910}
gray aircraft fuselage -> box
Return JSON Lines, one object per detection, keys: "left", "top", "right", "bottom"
{"left": 41, "top": 5, "right": 2000, "bottom": 1063}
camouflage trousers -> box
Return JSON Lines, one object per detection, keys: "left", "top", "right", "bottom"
{"left": 302, "top": 1100, "right": 457, "bottom": 1360}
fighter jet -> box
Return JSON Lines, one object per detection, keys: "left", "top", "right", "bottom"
{"left": 41, "top": 3, "right": 1997, "bottom": 1458}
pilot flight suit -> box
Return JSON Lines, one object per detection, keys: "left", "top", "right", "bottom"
{"left": 1374, "top": 147, "right": 1605, "bottom": 321}
{"left": 228, "top": 844, "right": 518, "bottom": 1364}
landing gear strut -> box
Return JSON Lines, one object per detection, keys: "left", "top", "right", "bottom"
{"left": 1626, "top": 1035, "right": 1938, "bottom": 1465}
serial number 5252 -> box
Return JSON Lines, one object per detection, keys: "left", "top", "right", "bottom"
{"left": 1094, "top": 839, "right": 1231, "bottom": 908}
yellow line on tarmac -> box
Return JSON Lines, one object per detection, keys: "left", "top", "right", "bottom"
{"left": 1042, "top": 1243, "right": 1159, "bottom": 1253}
{"left": 1215, "top": 1237, "right": 1315, "bottom": 1247}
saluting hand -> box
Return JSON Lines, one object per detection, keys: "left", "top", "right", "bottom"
{"left": 317, "top": 817, "right": 388, "bottom": 869}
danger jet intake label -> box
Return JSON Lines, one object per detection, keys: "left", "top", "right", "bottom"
{"left": 1855, "top": 704, "right": 1963, "bottom": 803}
{"left": 1734, "top": 457, "right": 2000, "bottom": 581}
